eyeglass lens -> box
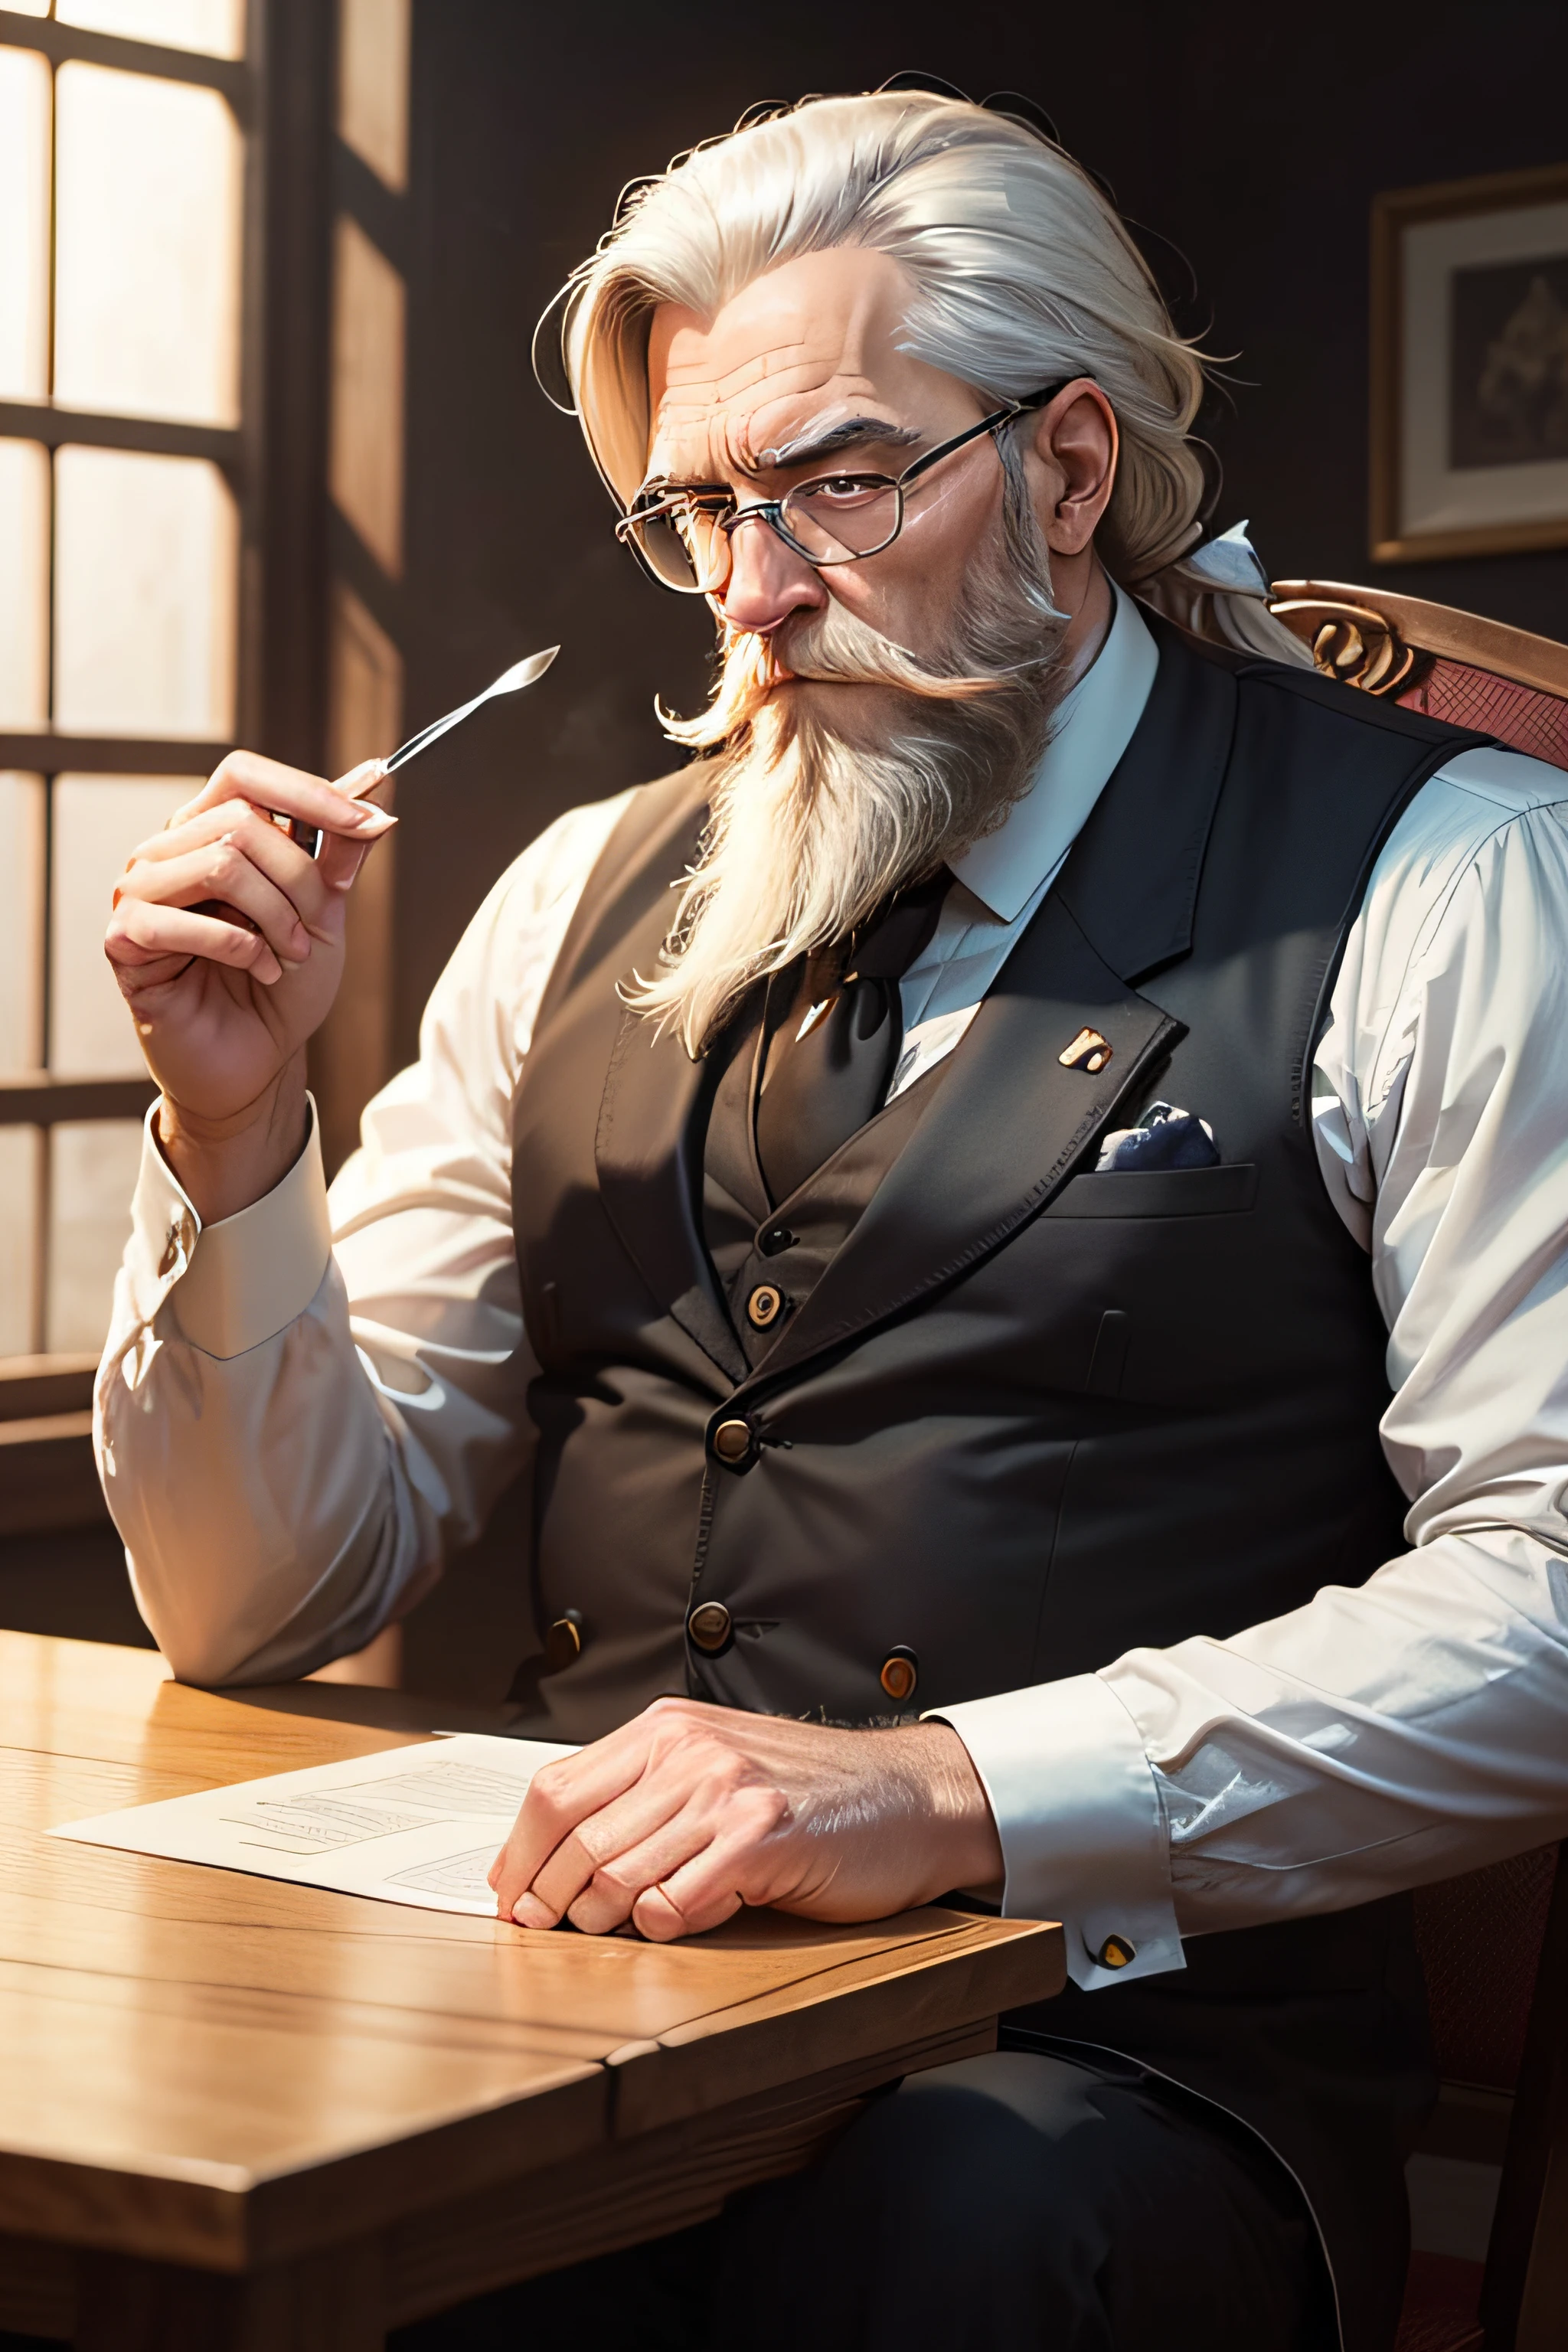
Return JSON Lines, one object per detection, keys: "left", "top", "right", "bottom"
{"left": 629, "top": 475, "right": 905, "bottom": 593}
{"left": 629, "top": 504, "right": 728, "bottom": 593}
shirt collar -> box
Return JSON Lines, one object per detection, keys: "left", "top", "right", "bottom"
{"left": 948, "top": 583, "right": 1160, "bottom": 924}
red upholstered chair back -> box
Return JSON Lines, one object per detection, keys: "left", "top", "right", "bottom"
{"left": 1398, "top": 662, "right": 1568, "bottom": 772}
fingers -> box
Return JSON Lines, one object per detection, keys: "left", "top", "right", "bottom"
{"left": 115, "top": 835, "right": 313, "bottom": 978}
{"left": 632, "top": 1837, "right": 763, "bottom": 1942}
{"left": 570, "top": 1782, "right": 789, "bottom": 1939}
{"left": 106, "top": 894, "right": 290, "bottom": 987}
{"left": 488, "top": 1722, "right": 662, "bottom": 1919}
{"left": 170, "top": 750, "right": 394, "bottom": 844}
{"left": 334, "top": 756, "right": 388, "bottom": 799}
{"left": 513, "top": 1769, "right": 723, "bottom": 1932}
{"left": 133, "top": 799, "right": 387, "bottom": 925}
{"left": 491, "top": 1703, "right": 794, "bottom": 1938}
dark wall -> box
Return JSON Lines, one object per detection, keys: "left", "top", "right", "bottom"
{"left": 391, "top": 0, "right": 1568, "bottom": 1058}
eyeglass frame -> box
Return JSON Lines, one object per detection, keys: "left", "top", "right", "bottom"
{"left": 613, "top": 380, "right": 1073, "bottom": 596}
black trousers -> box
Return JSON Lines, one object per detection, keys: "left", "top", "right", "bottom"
{"left": 392, "top": 2044, "right": 1333, "bottom": 2350}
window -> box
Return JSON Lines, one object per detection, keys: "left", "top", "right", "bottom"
{"left": 0, "top": 3, "right": 251, "bottom": 1365}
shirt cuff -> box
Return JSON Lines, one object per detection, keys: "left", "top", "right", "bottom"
{"left": 127, "top": 1096, "right": 332, "bottom": 1359}
{"left": 933, "top": 1671, "right": 1184, "bottom": 1991}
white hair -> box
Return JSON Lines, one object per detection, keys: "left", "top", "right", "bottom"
{"left": 561, "top": 89, "right": 1226, "bottom": 593}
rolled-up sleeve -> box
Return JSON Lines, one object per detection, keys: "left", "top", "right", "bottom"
{"left": 97, "top": 789, "right": 631, "bottom": 1684}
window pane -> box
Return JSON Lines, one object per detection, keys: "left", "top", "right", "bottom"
{"left": 0, "top": 45, "right": 51, "bottom": 400}
{"left": 47, "top": 1118, "right": 144, "bottom": 1354}
{"left": 54, "top": 63, "right": 242, "bottom": 427}
{"left": 329, "top": 214, "right": 406, "bottom": 577}
{"left": 0, "top": 1125, "right": 42, "bottom": 1359}
{"left": 51, "top": 775, "right": 198, "bottom": 1074}
{"left": 328, "top": 578, "right": 402, "bottom": 773}
{"left": 57, "top": 0, "right": 246, "bottom": 60}
{"left": 0, "top": 439, "right": 50, "bottom": 729}
{"left": 0, "top": 773, "right": 45, "bottom": 1075}
{"left": 54, "top": 446, "right": 238, "bottom": 737}
{"left": 338, "top": 0, "right": 410, "bottom": 193}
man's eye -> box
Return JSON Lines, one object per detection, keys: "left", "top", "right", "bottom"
{"left": 807, "top": 476, "right": 885, "bottom": 505}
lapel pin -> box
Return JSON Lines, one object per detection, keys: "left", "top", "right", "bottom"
{"left": 1060, "top": 1027, "right": 1112, "bottom": 1074}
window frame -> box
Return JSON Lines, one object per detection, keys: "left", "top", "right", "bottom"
{"left": 0, "top": 0, "right": 331, "bottom": 1388}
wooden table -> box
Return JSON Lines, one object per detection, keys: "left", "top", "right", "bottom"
{"left": 0, "top": 1633, "right": 1063, "bottom": 2348}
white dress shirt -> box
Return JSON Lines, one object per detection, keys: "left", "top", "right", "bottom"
{"left": 97, "top": 590, "right": 1568, "bottom": 1991}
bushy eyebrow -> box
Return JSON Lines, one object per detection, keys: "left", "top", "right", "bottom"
{"left": 756, "top": 414, "right": 923, "bottom": 471}
{"left": 639, "top": 413, "right": 923, "bottom": 501}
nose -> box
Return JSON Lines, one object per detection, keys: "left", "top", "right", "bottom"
{"left": 716, "top": 510, "right": 825, "bottom": 636}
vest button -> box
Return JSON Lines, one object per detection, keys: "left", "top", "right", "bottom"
{"left": 544, "top": 1610, "right": 584, "bottom": 1671}
{"left": 712, "top": 1417, "right": 755, "bottom": 1465}
{"left": 757, "top": 1223, "right": 795, "bottom": 1257}
{"left": 746, "top": 1282, "right": 785, "bottom": 1331}
{"left": 879, "top": 1648, "right": 919, "bottom": 1703}
{"left": 688, "top": 1600, "right": 733, "bottom": 1653}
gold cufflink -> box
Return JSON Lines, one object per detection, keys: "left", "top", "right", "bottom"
{"left": 1060, "top": 1027, "right": 1112, "bottom": 1074}
{"left": 1095, "top": 1934, "right": 1136, "bottom": 1969}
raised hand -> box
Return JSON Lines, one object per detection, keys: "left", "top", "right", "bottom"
{"left": 104, "top": 750, "right": 397, "bottom": 1220}
{"left": 487, "top": 1697, "right": 1004, "bottom": 1941}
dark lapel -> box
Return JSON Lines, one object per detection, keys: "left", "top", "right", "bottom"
{"left": 589, "top": 786, "right": 749, "bottom": 1387}
{"left": 740, "top": 625, "right": 1240, "bottom": 1391}
{"left": 1057, "top": 613, "right": 1239, "bottom": 981}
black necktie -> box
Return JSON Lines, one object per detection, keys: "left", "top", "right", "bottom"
{"left": 753, "top": 871, "right": 951, "bottom": 1206}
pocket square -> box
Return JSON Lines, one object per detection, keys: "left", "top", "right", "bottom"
{"left": 1095, "top": 1100, "right": 1220, "bottom": 1172}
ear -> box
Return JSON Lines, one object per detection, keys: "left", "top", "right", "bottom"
{"left": 1022, "top": 380, "right": 1119, "bottom": 557}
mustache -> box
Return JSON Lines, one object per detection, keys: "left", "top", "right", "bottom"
{"left": 768, "top": 609, "right": 1047, "bottom": 701}
{"left": 661, "top": 596, "right": 1056, "bottom": 755}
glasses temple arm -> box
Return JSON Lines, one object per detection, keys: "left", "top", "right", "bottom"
{"left": 897, "top": 378, "right": 1077, "bottom": 489}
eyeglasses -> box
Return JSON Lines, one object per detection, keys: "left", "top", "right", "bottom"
{"left": 615, "top": 383, "right": 1069, "bottom": 596}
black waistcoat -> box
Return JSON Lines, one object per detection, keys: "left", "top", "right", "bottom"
{"left": 510, "top": 622, "right": 1487, "bottom": 2350}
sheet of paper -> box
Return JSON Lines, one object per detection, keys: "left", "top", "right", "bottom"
{"left": 48, "top": 1732, "right": 577, "bottom": 1915}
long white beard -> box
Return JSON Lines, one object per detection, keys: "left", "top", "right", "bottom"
{"left": 625, "top": 494, "right": 1072, "bottom": 1057}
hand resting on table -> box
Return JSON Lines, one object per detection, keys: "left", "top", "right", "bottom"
{"left": 488, "top": 1697, "right": 1005, "bottom": 1940}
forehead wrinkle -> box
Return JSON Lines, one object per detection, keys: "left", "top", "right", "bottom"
{"left": 660, "top": 325, "right": 823, "bottom": 401}
{"left": 649, "top": 371, "right": 889, "bottom": 485}
{"left": 642, "top": 400, "right": 753, "bottom": 493}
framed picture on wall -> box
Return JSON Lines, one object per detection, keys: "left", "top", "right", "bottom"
{"left": 1371, "top": 161, "right": 1568, "bottom": 563}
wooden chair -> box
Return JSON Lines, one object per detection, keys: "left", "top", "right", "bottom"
{"left": 1266, "top": 578, "right": 1568, "bottom": 2351}
{"left": 1266, "top": 580, "right": 1568, "bottom": 772}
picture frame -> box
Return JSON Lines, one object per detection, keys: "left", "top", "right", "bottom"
{"left": 1370, "top": 161, "right": 1568, "bottom": 563}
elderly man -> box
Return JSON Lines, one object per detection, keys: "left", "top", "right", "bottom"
{"left": 101, "top": 89, "right": 1568, "bottom": 2352}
